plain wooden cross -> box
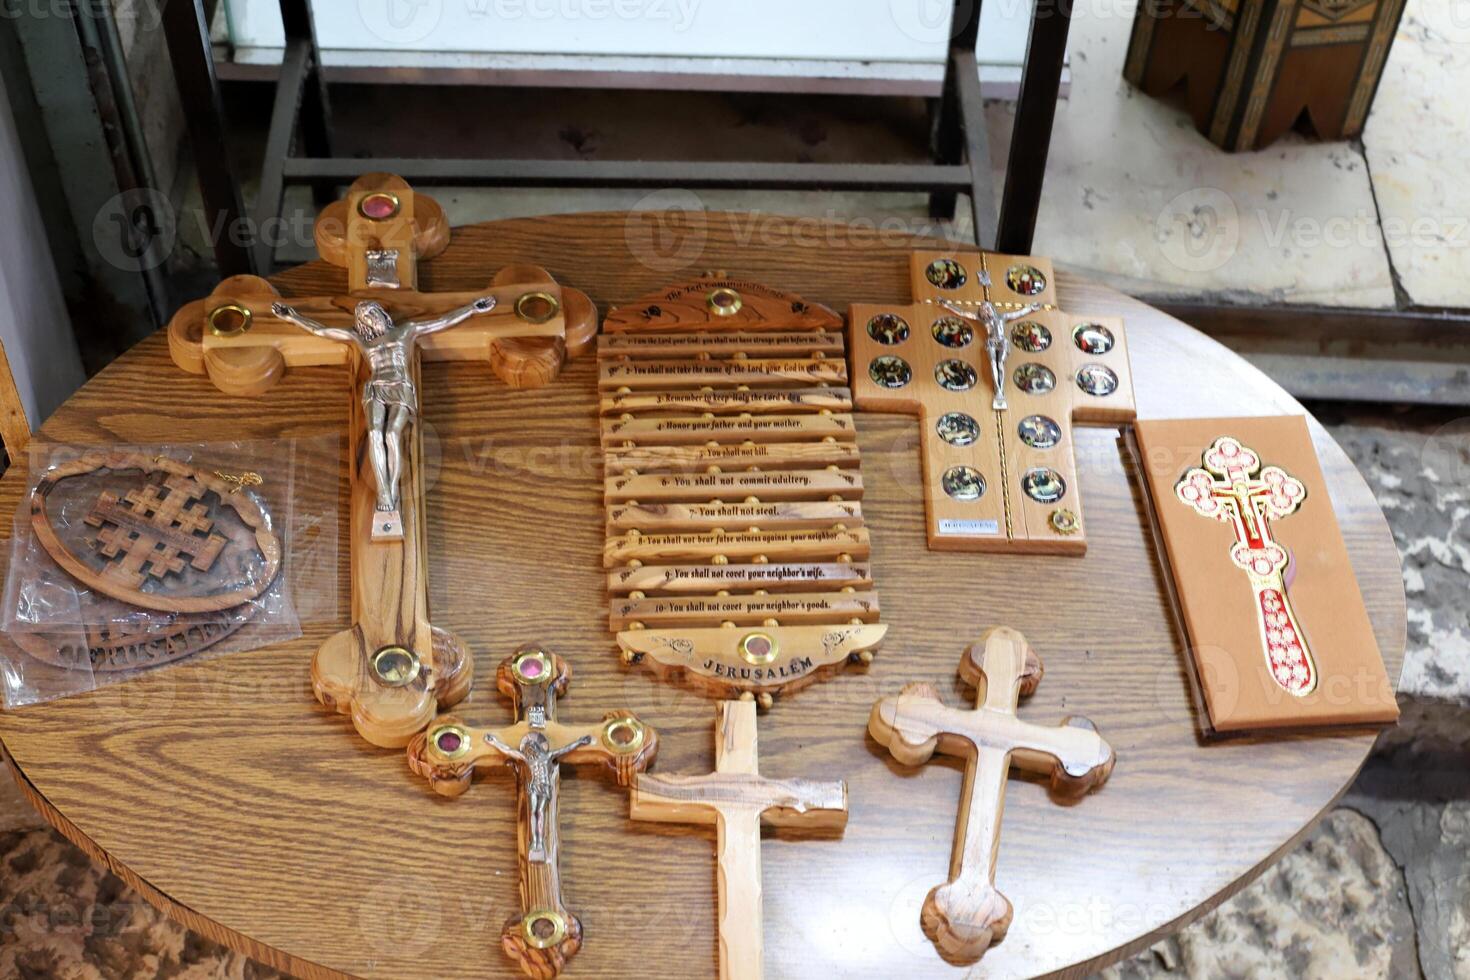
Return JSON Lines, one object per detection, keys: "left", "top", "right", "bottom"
{"left": 409, "top": 647, "right": 658, "bottom": 979}
{"left": 1176, "top": 435, "right": 1316, "bottom": 696}
{"left": 848, "top": 249, "right": 1136, "bottom": 554}
{"left": 630, "top": 697, "right": 847, "bottom": 980}
{"left": 165, "top": 173, "right": 598, "bottom": 748}
{"left": 868, "top": 627, "right": 1115, "bottom": 963}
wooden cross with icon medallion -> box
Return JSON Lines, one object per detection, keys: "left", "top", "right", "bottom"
{"left": 165, "top": 173, "right": 598, "bottom": 747}
{"left": 849, "top": 251, "right": 1136, "bottom": 554}
{"left": 408, "top": 646, "right": 659, "bottom": 978}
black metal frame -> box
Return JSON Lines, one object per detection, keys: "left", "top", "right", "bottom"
{"left": 164, "top": 0, "right": 1073, "bottom": 276}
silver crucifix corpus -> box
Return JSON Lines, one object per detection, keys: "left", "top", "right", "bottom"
{"left": 939, "top": 300, "right": 1039, "bottom": 412}
{"left": 270, "top": 296, "right": 496, "bottom": 518}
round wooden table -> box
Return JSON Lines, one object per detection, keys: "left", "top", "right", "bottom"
{"left": 0, "top": 213, "right": 1404, "bottom": 980}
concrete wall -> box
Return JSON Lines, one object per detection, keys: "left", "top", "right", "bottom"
{"left": 0, "top": 69, "right": 86, "bottom": 433}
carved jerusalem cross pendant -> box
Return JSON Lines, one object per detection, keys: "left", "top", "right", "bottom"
{"left": 1176, "top": 435, "right": 1316, "bottom": 696}
{"left": 166, "top": 173, "right": 599, "bottom": 747}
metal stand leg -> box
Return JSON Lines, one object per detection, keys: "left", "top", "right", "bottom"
{"left": 996, "top": 0, "right": 1073, "bottom": 254}
{"left": 160, "top": 0, "right": 254, "bottom": 277}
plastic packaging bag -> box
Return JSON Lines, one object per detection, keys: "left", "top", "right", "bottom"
{"left": 0, "top": 437, "right": 340, "bottom": 706}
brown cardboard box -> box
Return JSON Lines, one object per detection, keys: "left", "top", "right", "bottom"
{"left": 1134, "top": 415, "right": 1398, "bottom": 733}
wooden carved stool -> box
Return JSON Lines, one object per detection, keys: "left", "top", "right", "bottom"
{"left": 1124, "top": 0, "right": 1407, "bottom": 150}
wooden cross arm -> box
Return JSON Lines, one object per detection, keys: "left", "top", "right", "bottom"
{"left": 631, "top": 772, "right": 848, "bottom": 830}
{"left": 867, "top": 684, "right": 966, "bottom": 767}
{"left": 407, "top": 713, "right": 659, "bottom": 798}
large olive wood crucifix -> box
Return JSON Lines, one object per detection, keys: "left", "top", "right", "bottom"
{"left": 630, "top": 697, "right": 847, "bottom": 980}
{"left": 868, "top": 627, "right": 1115, "bottom": 963}
{"left": 166, "top": 174, "right": 598, "bottom": 747}
{"left": 408, "top": 647, "right": 659, "bottom": 978}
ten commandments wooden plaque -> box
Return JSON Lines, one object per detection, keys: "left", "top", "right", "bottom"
{"left": 600, "top": 277, "right": 887, "bottom": 706}
{"left": 849, "top": 251, "right": 1136, "bottom": 554}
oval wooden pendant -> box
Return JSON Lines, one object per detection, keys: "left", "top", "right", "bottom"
{"left": 8, "top": 602, "right": 257, "bottom": 672}
{"left": 29, "top": 451, "right": 283, "bottom": 614}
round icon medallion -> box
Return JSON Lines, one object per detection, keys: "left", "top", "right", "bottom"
{"left": 1013, "top": 363, "right": 1056, "bottom": 395}
{"left": 869, "top": 355, "right": 912, "bottom": 388}
{"left": 936, "top": 411, "right": 981, "bottom": 446}
{"left": 942, "top": 466, "right": 987, "bottom": 501}
{"left": 1022, "top": 467, "right": 1067, "bottom": 503}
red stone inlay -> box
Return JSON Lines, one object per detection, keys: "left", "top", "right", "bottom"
{"left": 436, "top": 730, "right": 463, "bottom": 754}
{"left": 520, "top": 657, "right": 544, "bottom": 678}
{"left": 360, "top": 194, "right": 398, "bottom": 220}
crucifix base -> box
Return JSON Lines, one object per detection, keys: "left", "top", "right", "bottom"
{"left": 370, "top": 509, "right": 403, "bottom": 540}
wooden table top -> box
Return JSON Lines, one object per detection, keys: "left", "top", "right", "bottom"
{"left": 0, "top": 212, "right": 1405, "bottom": 980}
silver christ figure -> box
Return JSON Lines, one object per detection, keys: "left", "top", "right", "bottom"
{"left": 483, "top": 730, "right": 594, "bottom": 861}
{"left": 270, "top": 296, "right": 496, "bottom": 519}
{"left": 940, "top": 299, "right": 1039, "bottom": 411}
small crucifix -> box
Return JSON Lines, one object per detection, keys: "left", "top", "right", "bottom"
{"left": 165, "top": 173, "right": 599, "bottom": 748}
{"left": 1176, "top": 435, "right": 1316, "bottom": 696}
{"left": 409, "top": 646, "right": 658, "bottom": 979}
{"left": 868, "top": 627, "right": 1114, "bottom": 963}
{"left": 630, "top": 697, "right": 847, "bottom": 980}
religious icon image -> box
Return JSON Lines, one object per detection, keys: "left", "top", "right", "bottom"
{"left": 1014, "top": 362, "right": 1056, "bottom": 395}
{"left": 1077, "top": 363, "right": 1120, "bottom": 397}
{"left": 869, "top": 355, "right": 913, "bottom": 388}
{"left": 931, "top": 316, "right": 974, "bottom": 348}
{"left": 942, "top": 465, "right": 986, "bottom": 500}
{"left": 270, "top": 295, "right": 496, "bottom": 538}
{"left": 935, "top": 359, "right": 978, "bottom": 392}
{"left": 1010, "top": 320, "right": 1052, "bottom": 352}
{"left": 1073, "top": 322, "right": 1115, "bottom": 354}
{"left": 1022, "top": 467, "right": 1067, "bottom": 503}
{"left": 937, "top": 411, "right": 981, "bottom": 446}
{"left": 1005, "top": 263, "right": 1047, "bottom": 296}
{"left": 925, "top": 257, "right": 968, "bottom": 289}
{"left": 1176, "top": 436, "right": 1316, "bottom": 697}
{"left": 866, "top": 313, "right": 910, "bottom": 345}
{"left": 1018, "top": 414, "right": 1062, "bottom": 449}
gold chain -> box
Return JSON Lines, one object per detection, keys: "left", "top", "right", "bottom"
{"left": 995, "top": 409, "right": 1013, "bottom": 539}
{"left": 214, "top": 470, "right": 264, "bottom": 493}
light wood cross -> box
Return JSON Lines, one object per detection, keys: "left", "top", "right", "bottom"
{"left": 849, "top": 250, "right": 1136, "bottom": 554}
{"left": 868, "top": 627, "right": 1115, "bottom": 963}
{"left": 630, "top": 697, "right": 847, "bottom": 980}
{"left": 408, "top": 647, "right": 658, "bottom": 979}
{"left": 166, "top": 173, "right": 598, "bottom": 748}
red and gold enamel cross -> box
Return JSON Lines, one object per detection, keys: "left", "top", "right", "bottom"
{"left": 1175, "top": 436, "right": 1316, "bottom": 696}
